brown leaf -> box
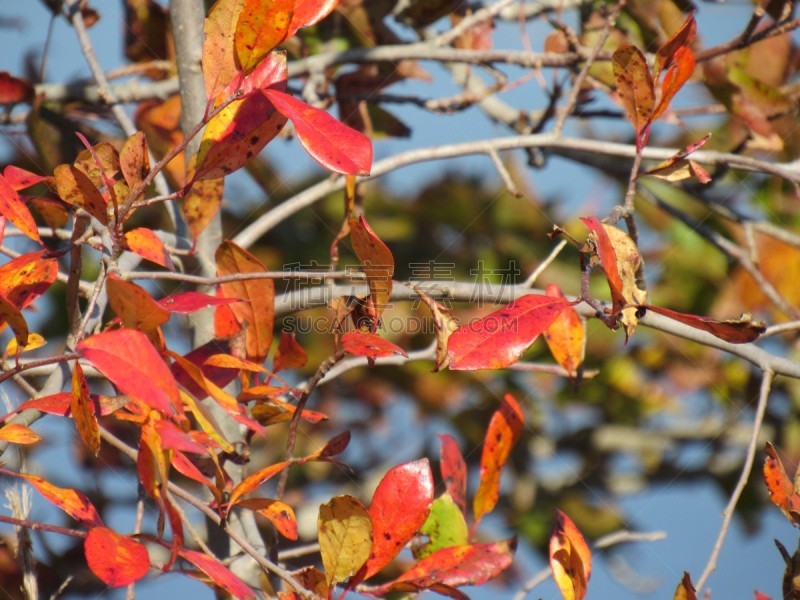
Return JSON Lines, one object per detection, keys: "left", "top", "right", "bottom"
{"left": 612, "top": 45, "right": 655, "bottom": 150}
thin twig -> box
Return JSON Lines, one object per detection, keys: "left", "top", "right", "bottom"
{"left": 695, "top": 370, "right": 774, "bottom": 592}
{"left": 523, "top": 239, "right": 567, "bottom": 286}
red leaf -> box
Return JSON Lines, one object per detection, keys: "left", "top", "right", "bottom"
{"left": 263, "top": 88, "right": 373, "bottom": 175}
{"left": 303, "top": 430, "right": 351, "bottom": 462}
{"left": 85, "top": 527, "right": 150, "bottom": 587}
{"left": 447, "top": 295, "right": 569, "bottom": 370}
{"left": 15, "top": 392, "right": 127, "bottom": 418}
{"left": 644, "top": 305, "right": 765, "bottom": 343}
{"left": 180, "top": 549, "right": 256, "bottom": 599}
{"left": 363, "top": 458, "right": 434, "bottom": 579}
{"left": 0, "top": 470, "right": 103, "bottom": 527}
{"left": 543, "top": 283, "right": 585, "bottom": 376}
{"left": 550, "top": 510, "right": 592, "bottom": 600}
{"left": 157, "top": 291, "right": 242, "bottom": 314}
{"left": 376, "top": 539, "right": 515, "bottom": 593}
{"left": 77, "top": 329, "right": 180, "bottom": 415}
{"left": 155, "top": 420, "right": 211, "bottom": 455}
{"left": 473, "top": 394, "right": 524, "bottom": 527}
{"left": 438, "top": 434, "right": 467, "bottom": 516}
{"left": 234, "top": 0, "right": 294, "bottom": 73}
{"left": 123, "top": 228, "right": 175, "bottom": 270}
{"left": 287, "top": 0, "right": 339, "bottom": 39}
{"left": 0, "top": 72, "right": 33, "bottom": 104}
{"left": 580, "top": 216, "right": 623, "bottom": 303}
{"left": 274, "top": 331, "right": 308, "bottom": 372}
{"left": 0, "top": 174, "right": 40, "bottom": 242}
{"left": 216, "top": 240, "right": 275, "bottom": 362}
{"left": 612, "top": 45, "right": 655, "bottom": 151}
{"left": 763, "top": 442, "right": 800, "bottom": 524}
{"left": 341, "top": 330, "right": 407, "bottom": 359}
{"left": 170, "top": 341, "right": 240, "bottom": 400}
{"left": 3, "top": 166, "right": 47, "bottom": 191}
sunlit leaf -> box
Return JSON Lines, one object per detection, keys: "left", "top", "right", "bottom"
{"left": 234, "top": 0, "right": 294, "bottom": 73}
{"left": 1, "top": 470, "right": 103, "bottom": 527}
{"left": 318, "top": 495, "right": 373, "bottom": 586}
{"left": 119, "top": 130, "right": 150, "bottom": 192}
{"left": 3, "top": 165, "right": 47, "bottom": 191}
{"left": 474, "top": 394, "right": 524, "bottom": 526}
{"left": 84, "top": 527, "right": 150, "bottom": 587}
{"left": 238, "top": 498, "right": 298, "bottom": 540}
{"left": 0, "top": 423, "right": 40, "bottom": 445}
{"left": 180, "top": 549, "right": 255, "bottom": 599}
{"left": 122, "top": 228, "right": 175, "bottom": 271}
{"left": 181, "top": 176, "right": 223, "bottom": 240}
{"left": 72, "top": 363, "right": 100, "bottom": 456}
{"left": 543, "top": 284, "right": 585, "bottom": 377}
{"left": 447, "top": 295, "right": 569, "bottom": 370}
{"left": 274, "top": 331, "right": 308, "bottom": 372}
{"left": 362, "top": 458, "right": 434, "bottom": 579}
{"left": 0, "top": 250, "right": 58, "bottom": 309}
{"left": 158, "top": 291, "right": 242, "bottom": 314}
{"left": 229, "top": 461, "right": 290, "bottom": 507}
{"left": 0, "top": 174, "right": 40, "bottom": 242}
{"left": 0, "top": 294, "right": 29, "bottom": 347}
{"left": 414, "top": 493, "right": 468, "bottom": 559}
{"left": 216, "top": 240, "right": 275, "bottom": 363}
{"left": 764, "top": 442, "right": 800, "bottom": 525}
{"left": 77, "top": 329, "right": 180, "bottom": 415}
{"left": 341, "top": 330, "right": 407, "bottom": 359}
{"left": 612, "top": 45, "right": 655, "bottom": 150}
{"left": 203, "top": 0, "right": 246, "bottom": 102}
{"left": 653, "top": 46, "right": 695, "bottom": 121}
{"left": 287, "top": 0, "right": 340, "bottom": 39}
{"left": 550, "top": 510, "right": 591, "bottom": 600}
{"left": 53, "top": 164, "right": 108, "bottom": 225}
{"left": 263, "top": 89, "right": 373, "bottom": 175}
{"left": 4, "top": 332, "right": 45, "bottom": 358}
{"left": 349, "top": 214, "right": 394, "bottom": 319}
{"left": 106, "top": 274, "right": 170, "bottom": 334}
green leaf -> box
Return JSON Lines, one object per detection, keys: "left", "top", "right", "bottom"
{"left": 414, "top": 493, "right": 468, "bottom": 559}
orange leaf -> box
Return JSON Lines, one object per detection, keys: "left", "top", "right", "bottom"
{"left": 0, "top": 174, "right": 40, "bottom": 242}
{"left": 0, "top": 423, "right": 40, "bottom": 445}
{"left": 72, "top": 363, "right": 100, "bottom": 456}
{"left": 122, "top": 228, "right": 175, "bottom": 270}
{"left": 274, "top": 331, "right": 308, "bottom": 372}
{"left": 77, "top": 329, "right": 180, "bottom": 415}
{"left": 439, "top": 434, "right": 467, "bottom": 516}
{"left": 203, "top": 0, "right": 246, "bottom": 102}
{"left": 53, "top": 164, "right": 108, "bottom": 225}
{"left": 653, "top": 46, "right": 695, "bottom": 121}
{"left": 229, "top": 461, "right": 290, "bottom": 508}
{"left": 473, "top": 394, "right": 524, "bottom": 527}
{"left": 181, "top": 176, "right": 223, "bottom": 241}
{"left": 234, "top": 0, "right": 294, "bottom": 73}
{"left": 194, "top": 53, "right": 288, "bottom": 181}
{"left": 180, "top": 549, "right": 256, "bottom": 599}
{"left": 84, "top": 527, "right": 150, "bottom": 587}
{"left": 341, "top": 330, "right": 407, "bottom": 359}
{"left": 15, "top": 392, "right": 127, "bottom": 418}
{"left": 1, "top": 470, "right": 103, "bottom": 526}
{"left": 203, "top": 353, "right": 271, "bottom": 373}
{"left": 673, "top": 572, "right": 697, "bottom": 600}
{"left": 362, "top": 459, "right": 434, "bottom": 579}
{"left": 549, "top": 510, "right": 591, "bottom": 600}
{"left": 447, "top": 295, "right": 569, "bottom": 370}
{"left": 349, "top": 214, "right": 394, "bottom": 319}
{"left": 264, "top": 89, "right": 373, "bottom": 175}
{"left": 0, "top": 250, "right": 58, "bottom": 308}
{"left": 0, "top": 294, "right": 29, "bottom": 348}
{"left": 543, "top": 284, "right": 585, "bottom": 377}
{"left": 216, "top": 241, "right": 275, "bottom": 362}
{"left": 763, "top": 442, "right": 800, "bottom": 524}
{"left": 119, "top": 131, "right": 150, "bottom": 192}
{"left": 653, "top": 13, "right": 697, "bottom": 82}
{"left": 612, "top": 45, "right": 655, "bottom": 151}
{"left": 106, "top": 274, "right": 171, "bottom": 333}
{"left": 237, "top": 498, "right": 298, "bottom": 540}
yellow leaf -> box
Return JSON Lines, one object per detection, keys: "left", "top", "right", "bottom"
{"left": 318, "top": 495, "right": 373, "bottom": 586}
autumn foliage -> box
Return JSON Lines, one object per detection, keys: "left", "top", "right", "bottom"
{"left": 0, "top": 0, "right": 799, "bottom": 599}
